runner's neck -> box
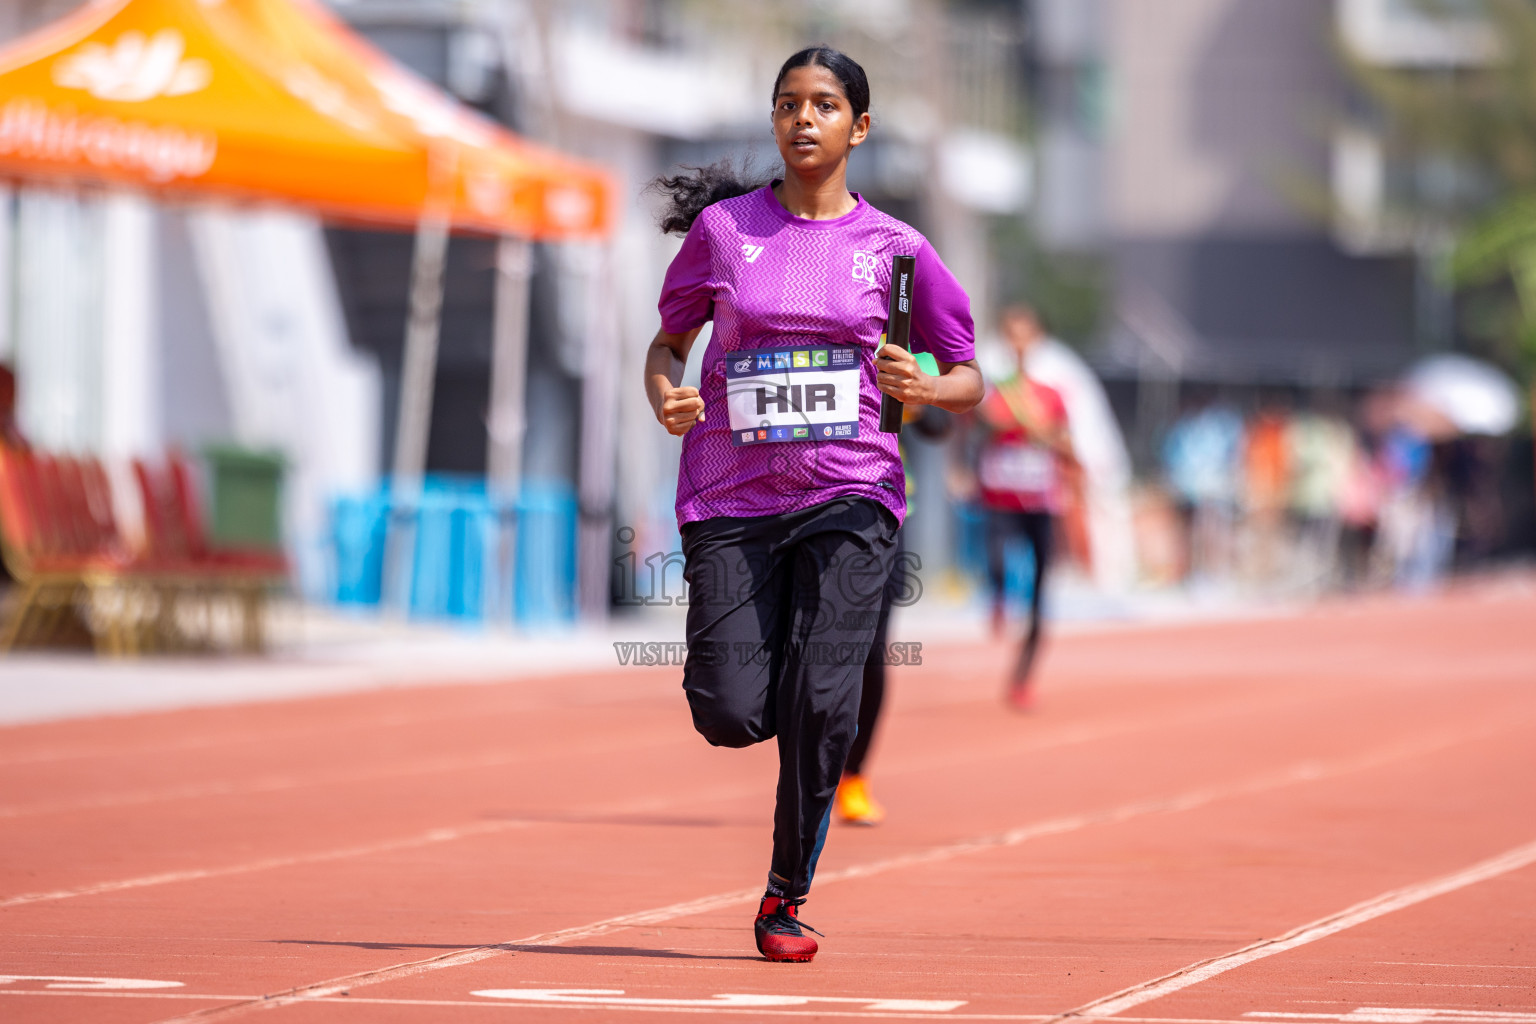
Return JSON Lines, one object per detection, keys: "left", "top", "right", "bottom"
{"left": 772, "top": 175, "right": 858, "bottom": 221}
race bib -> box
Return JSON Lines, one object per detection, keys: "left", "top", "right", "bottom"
{"left": 723, "top": 345, "right": 862, "bottom": 446}
{"left": 979, "top": 443, "right": 1056, "bottom": 494}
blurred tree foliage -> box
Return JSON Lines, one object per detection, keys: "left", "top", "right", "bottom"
{"left": 1347, "top": 0, "right": 1536, "bottom": 382}
{"left": 988, "top": 214, "right": 1108, "bottom": 349}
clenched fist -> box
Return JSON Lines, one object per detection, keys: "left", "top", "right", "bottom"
{"left": 658, "top": 386, "right": 706, "bottom": 436}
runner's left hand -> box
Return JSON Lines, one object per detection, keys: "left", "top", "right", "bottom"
{"left": 875, "top": 344, "right": 936, "bottom": 405}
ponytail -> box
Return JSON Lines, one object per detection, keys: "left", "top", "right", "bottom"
{"left": 646, "top": 157, "right": 770, "bottom": 236}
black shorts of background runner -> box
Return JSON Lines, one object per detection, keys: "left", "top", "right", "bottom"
{"left": 681, "top": 496, "right": 899, "bottom": 898}
{"left": 845, "top": 528, "right": 913, "bottom": 777}
{"left": 986, "top": 509, "right": 1054, "bottom": 684}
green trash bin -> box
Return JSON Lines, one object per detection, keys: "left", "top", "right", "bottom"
{"left": 202, "top": 445, "right": 286, "bottom": 549}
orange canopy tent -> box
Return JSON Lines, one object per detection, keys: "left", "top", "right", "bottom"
{"left": 0, "top": 0, "right": 616, "bottom": 613}
{"left": 0, "top": 0, "right": 612, "bottom": 238}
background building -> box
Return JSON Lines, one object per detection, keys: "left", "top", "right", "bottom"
{"left": 1, "top": 0, "right": 1528, "bottom": 631}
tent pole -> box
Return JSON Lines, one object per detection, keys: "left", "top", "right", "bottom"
{"left": 382, "top": 203, "right": 451, "bottom": 615}
{"left": 486, "top": 235, "right": 533, "bottom": 624}
{"left": 576, "top": 243, "right": 620, "bottom": 624}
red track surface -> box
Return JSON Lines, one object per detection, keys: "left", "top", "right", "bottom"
{"left": 3, "top": 582, "right": 1535, "bottom": 1023}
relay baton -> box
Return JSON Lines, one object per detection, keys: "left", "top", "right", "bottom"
{"left": 878, "top": 253, "right": 917, "bottom": 434}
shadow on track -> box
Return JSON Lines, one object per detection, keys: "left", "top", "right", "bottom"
{"left": 271, "top": 939, "right": 760, "bottom": 961}
{"left": 481, "top": 813, "right": 751, "bottom": 828}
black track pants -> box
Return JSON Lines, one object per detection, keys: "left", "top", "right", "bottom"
{"left": 986, "top": 508, "right": 1054, "bottom": 684}
{"left": 680, "top": 497, "right": 899, "bottom": 898}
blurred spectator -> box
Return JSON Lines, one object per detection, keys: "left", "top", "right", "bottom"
{"left": 1286, "top": 405, "right": 1354, "bottom": 591}
{"left": 0, "top": 365, "right": 26, "bottom": 450}
{"left": 1336, "top": 419, "right": 1384, "bottom": 589}
{"left": 0, "top": 365, "right": 18, "bottom": 590}
{"left": 1443, "top": 436, "right": 1506, "bottom": 568}
{"left": 1373, "top": 397, "right": 1451, "bottom": 590}
{"left": 1161, "top": 398, "right": 1242, "bottom": 584}
{"left": 1241, "top": 400, "right": 1293, "bottom": 587}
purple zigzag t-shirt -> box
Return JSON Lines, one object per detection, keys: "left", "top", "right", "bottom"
{"left": 659, "top": 186, "right": 975, "bottom": 526}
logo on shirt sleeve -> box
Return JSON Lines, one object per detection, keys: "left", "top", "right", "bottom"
{"left": 742, "top": 244, "right": 765, "bottom": 263}
{"left": 851, "top": 250, "right": 878, "bottom": 285}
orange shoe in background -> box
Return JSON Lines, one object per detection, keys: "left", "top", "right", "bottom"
{"left": 835, "top": 774, "right": 885, "bottom": 826}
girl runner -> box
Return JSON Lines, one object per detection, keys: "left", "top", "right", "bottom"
{"left": 645, "top": 46, "right": 982, "bottom": 962}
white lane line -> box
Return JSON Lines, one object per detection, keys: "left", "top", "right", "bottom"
{"left": 0, "top": 732, "right": 679, "bottom": 821}
{"left": 0, "top": 820, "right": 520, "bottom": 910}
{"left": 0, "top": 682, "right": 1262, "bottom": 824}
{"left": 1, "top": 991, "right": 259, "bottom": 1001}
{"left": 0, "top": 684, "right": 1299, "bottom": 818}
{"left": 0, "top": 974, "right": 184, "bottom": 990}
{"left": 149, "top": 724, "right": 1503, "bottom": 1023}
{"left": 0, "top": 701, "right": 567, "bottom": 768}
{"left": 1, "top": 691, "right": 1327, "bottom": 908}
{"left": 877, "top": 688, "right": 1350, "bottom": 784}
{"left": 0, "top": 990, "right": 1051, "bottom": 1020}
{"left": 0, "top": 774, "right": 777, "bottom": 912}
{"left": 17, "top": 992, "right": 1417, "bottom": 1024}
{"left": 313, "top": 995, "right": 1027, "bottom": 1019}
{"left": 470, "top": 989, "right": 966, "bottom": 1011}
{"left": 1059, "top": 837, "right": 1536, "bottom": 1019}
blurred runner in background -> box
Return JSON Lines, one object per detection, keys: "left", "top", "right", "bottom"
{"left": 975, "top": 306, "right": 1075, "bottom": 711}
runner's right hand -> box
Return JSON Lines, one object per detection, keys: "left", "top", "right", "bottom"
{"left": 659, "top": 386, "right": 706, "bottom": 436}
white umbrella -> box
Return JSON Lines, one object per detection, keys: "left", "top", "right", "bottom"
{"left": 1403, "top": 354, "right": 1523, "bottom": 436}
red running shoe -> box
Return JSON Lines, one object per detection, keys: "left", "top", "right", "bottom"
{"left": 754, "top": 896, "right": 822, "bottom": 962}
{"left": 1006, "top": 680, "right": 1036, "bottom": 712}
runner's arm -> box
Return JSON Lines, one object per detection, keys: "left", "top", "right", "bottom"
{"left": 646, "top": 327, "right": 706, "bottom": 436}
{"left": 875, "top": 347, "right": 984, "bottom": 414}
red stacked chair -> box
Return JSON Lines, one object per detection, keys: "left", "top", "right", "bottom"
{"left": 129, "top": 452, "right": 286, "bottom": 653}
{"left": 2, "top": 446, "right": 286, "bottom": 653}
{"left": 0, "top": 446, "right": 151, "bottom": 651}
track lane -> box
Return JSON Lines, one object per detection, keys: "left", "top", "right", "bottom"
{"left": 307, "top": 712, "right": 1536, "bottom": 1022}
{"left": 1, "top": 584, "right": 1532, "bottom": 1023}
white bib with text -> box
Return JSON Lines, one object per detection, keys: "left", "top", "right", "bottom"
{"left": 723, "top": 345, "right": 862, "bottom": 446}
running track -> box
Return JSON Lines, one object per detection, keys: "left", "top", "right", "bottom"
{"left": 3, "top": 582, "right": 1534, "bottom": 1023}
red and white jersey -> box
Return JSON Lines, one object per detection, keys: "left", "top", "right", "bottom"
{"left": 976, "top": 377, "right": 1069, "bottom": 514}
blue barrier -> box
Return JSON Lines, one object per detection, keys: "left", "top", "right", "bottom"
{"left": 328, "top": 477, "right": 577, "bottom": 626}
{"left": 332, "top": 492, "right": 388, "bottom": 606}
{"left": 514, "top": 485, "right": 576, "bottom": 626}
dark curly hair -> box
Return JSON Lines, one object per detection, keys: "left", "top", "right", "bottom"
{"left": 646, "top": 157, "right": 773, "bottom": 236}
{"left": 646, "top": 46, "right": 871, "bottom": 236}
